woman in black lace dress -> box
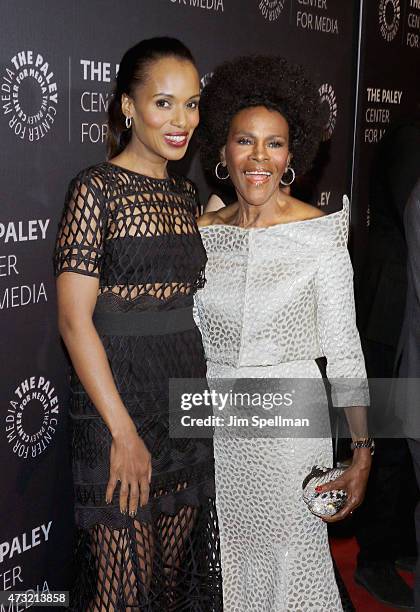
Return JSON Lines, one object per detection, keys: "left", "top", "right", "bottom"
{"left": 54, "top": 38, "right": 221, "bottom": 611}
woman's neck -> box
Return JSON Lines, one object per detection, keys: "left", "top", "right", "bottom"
{"left": 232, "top": 192, "right": 290, "bottom": 228}
{"left": 111, "top": 140, "right": 169, "bottom": 180}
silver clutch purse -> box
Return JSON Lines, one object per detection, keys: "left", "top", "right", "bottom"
{"left": 302, "top": 465, "right": 348, "bottom": 517}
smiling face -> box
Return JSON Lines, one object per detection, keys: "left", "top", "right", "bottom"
{"left": 222, "top": 106, "right": 291, "bottom": 207}
{"left": 122, "top": 56, "right": 200, "bottom": 163}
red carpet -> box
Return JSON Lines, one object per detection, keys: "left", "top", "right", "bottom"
{"left": 331, "top": 537, "right": 415, "bottom": 611}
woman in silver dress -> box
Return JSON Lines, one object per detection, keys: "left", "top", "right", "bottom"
{"left": 194, "top": 56, "right": 373, "bottom": 610}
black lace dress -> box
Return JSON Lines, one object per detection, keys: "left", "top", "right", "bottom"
{"left": 54, "top": 162, "right": 222, "bottom": 611}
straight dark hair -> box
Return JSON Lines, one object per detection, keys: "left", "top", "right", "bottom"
{"left": 107, "top": 37, "right": 196, "bottom": 159}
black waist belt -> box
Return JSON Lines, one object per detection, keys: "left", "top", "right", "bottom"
{"left": 93, "top": 306, "right": 196, "bottom": 337}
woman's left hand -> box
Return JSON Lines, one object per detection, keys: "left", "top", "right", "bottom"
{"left": 315, "top": 448, "right": 372, "bottom": 523}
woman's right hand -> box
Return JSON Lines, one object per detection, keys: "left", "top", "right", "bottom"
{"left": 106, "top": 427, "right": 152, "bottom": 517}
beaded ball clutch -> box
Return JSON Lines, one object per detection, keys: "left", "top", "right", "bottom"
{"left": 302, "top": 465, "right": 348, "bottom": 518}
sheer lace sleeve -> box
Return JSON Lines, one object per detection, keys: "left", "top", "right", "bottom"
{"left": 316, "top": 238, "right": 369, "bottom": 409}
{"left": 184, "top": 178, "right": 202, "bottom": 218}
{"left": 54, "top": 170, "right": 106, "bottom": 278}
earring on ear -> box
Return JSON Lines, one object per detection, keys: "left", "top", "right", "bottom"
{"left": 125, "top": 116, "right": 132, "bottom": 129}
{"left": 215, "top": 161, "right": 229, "bottom": 180}
{"left": 280, "top": 165, "right": 295, "bottom": 186}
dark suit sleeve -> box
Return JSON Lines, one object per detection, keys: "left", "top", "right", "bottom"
{"left": 404, "top": 180, "right": 420, "bottom": 366}
{"left": 394, "top": 179, "right": 420, "bottom": 433}
{"left": 389, "top": 126, "right": 420, "bottom": 222}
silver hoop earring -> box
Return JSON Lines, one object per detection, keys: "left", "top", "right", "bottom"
{"left": 125, "top": 116, "right": 132, "bottom": 129}
{"left": 280, "top": 166, "right": 295, "bottom": 186}
{"left": 215, "top": 162, "right": 229, "bottom": 180}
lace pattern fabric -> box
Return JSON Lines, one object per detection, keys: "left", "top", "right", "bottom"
{"left": 54, "top": 163, "right": 221, "bottom": 611}
{"left": 195, "top": 196, "right": 367, "bottom": 405}
{"left": 194, "top": 197, "right": 367, "bottom": 611}
{"left": 54, "top": 162, "right": 206, "bottom": 308}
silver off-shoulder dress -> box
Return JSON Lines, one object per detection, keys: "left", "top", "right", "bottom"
{"left": 194, "top": 197, "right": 368, "bottom": 611}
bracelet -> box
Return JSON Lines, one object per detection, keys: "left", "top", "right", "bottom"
{"left": 351, "top": 437, "right": 375, "bottom": 456}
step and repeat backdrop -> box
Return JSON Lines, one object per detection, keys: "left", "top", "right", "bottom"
{"left": 0, "top": 0, "right": 418, "bottom": 600}
{"left": 352, "top": 0, "right": 420, "bottom": 281}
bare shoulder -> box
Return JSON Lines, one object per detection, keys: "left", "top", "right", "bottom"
{"left": 198, "top": 203, "right": 238, "bottom": 227}
{"left": 204, "top": 193, "right": 225, "bottom": 213}
{"left": 287, "top": 197, "right": 325, "bottom": 220}
{"left": 197, "top": 211, "right": 220, "bottom": 228}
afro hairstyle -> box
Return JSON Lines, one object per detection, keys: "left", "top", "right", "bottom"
{"left": 198, "top": 55, "right": 325, "bottom": 179}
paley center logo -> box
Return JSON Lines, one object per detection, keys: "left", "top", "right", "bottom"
{"left": 5, "top": 376, "right": 59, "bottom": 459}
{"left": 1, "top": 50, "right": 58, "bottom": 141}
{"left": 319, "top": 83, "right": 338, "bottom": 141}
{"left": 259, "top": 0, "right": 285, "bottom": 21}
{"left": 379, "top": 0, "right": 401, "bottom": 42}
